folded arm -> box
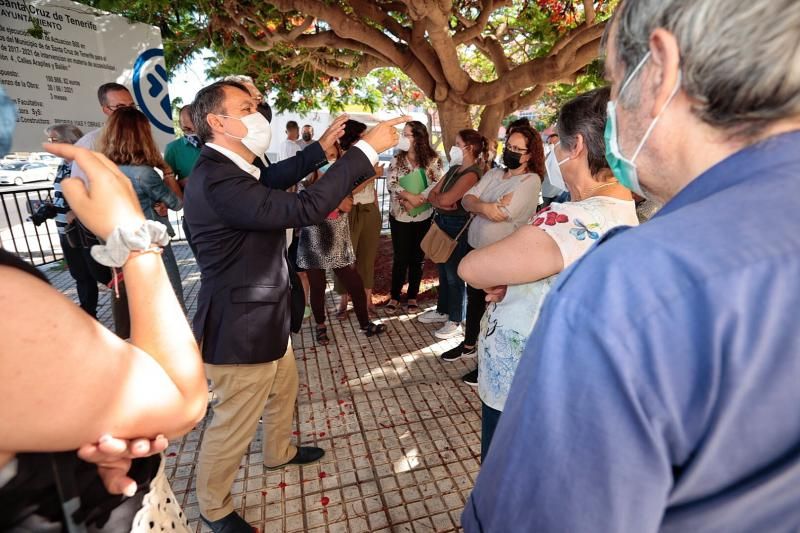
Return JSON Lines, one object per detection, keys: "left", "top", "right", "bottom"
{"left": 458, "top": 224, "right": 563, "bottom": 289}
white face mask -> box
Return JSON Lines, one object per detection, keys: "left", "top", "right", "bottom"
{"left": 544, "top": 142, "right": 570, "bottom": 192}
{"left": 216, "top": 112, "right": 272, "bottom": 157}
{"left": 396, "top": 135, "right": 411, "bottom": 152}
{"left": 449, "top": 145, "right": 463, "bottom": 165}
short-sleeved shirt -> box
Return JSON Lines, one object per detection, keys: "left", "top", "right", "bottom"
{"left": 164, "top": 136, "right": 201, "bottom": 180}
{"left": 465, "top": 167, "right": 541, "bottom": 249}
{"left": 387, "top": 152, "right": 444, "bottom": 222}
{"left": 278, "top": 139, "right": 303, "bottom": 162}
{"left": 478, "top": 197, "right": 638, "bottom": 411}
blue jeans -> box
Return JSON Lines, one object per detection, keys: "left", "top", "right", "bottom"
{"left": 481, "top": 401, "right": 502, "bottom": 461}
{"left": 433, "top": 213, "right": 469, "bottom": 322}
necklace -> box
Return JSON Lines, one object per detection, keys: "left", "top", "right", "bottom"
{"left": 579, "top": 179, "right": 619, "bottom": 200}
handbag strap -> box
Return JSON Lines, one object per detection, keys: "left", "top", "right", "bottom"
{"left": 452, "top": 214, "right": 475, "bottom": 242}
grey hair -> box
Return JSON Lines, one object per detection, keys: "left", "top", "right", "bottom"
{"left": 556, "top": 87, "right": 611, "bottom": 177}
{"left": 46, "top": 123, "right": 84, "bottom": 144}
{"left": 223, "top": 74, "right": 255, "bottom": 85}
{"left": 607, "top": 0, "right": 800, "bottom": 138}
{"left": 191, "top": 80, "right": 249, "bottom": 143}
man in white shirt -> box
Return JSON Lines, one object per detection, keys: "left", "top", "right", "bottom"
{"left": 278, "top": 120, "right": 303, "bottom": 161}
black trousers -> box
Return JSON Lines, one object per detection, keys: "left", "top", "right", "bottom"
{"left": 389, "top": 215, "right": 431, "bottom": 301}
{"left": 465, "top": 283, "right": 487, "bottom": 346}
{"left": 59, "top": 234, "right": 111, "bottom": 318}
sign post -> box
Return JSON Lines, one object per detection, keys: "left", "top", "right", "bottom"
{"left": 0, "top": 0, "right": 173, "bottom": 152}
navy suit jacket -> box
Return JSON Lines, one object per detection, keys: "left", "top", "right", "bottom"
{"left": 184, "top": 144, "right": 374, "bottom": 365}
{"left": 259, "top": 141, "right": 325, "bottom": 190}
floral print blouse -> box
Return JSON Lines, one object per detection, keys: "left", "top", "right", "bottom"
{"left": 478, "top": 196, "right": 639, "bottom": 411}
{"left": 387, "top": 152, "right": 444, "bottom": 222}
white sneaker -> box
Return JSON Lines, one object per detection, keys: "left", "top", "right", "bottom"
{"left": 418, "top": 310, "right": 449, "bottom": 324}
{"left": 434, "top": 321, "right": 463, "bottom": 339}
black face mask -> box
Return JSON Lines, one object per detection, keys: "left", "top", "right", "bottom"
{"left": 302, "top": 133, "right": 312, "bottom": 142}
{"left": 502, "top": 148, "right": 523, "bottom": 170}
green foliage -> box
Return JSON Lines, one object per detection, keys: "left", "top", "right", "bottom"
{"left": 538, "top": 59, "right": 607, "bottom": 126}
{"left": 76, "top": 0, "right": 615, "bottom": 117}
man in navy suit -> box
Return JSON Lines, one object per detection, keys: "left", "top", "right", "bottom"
{"left": 184, "top": 79, "right": 407, "bottom": 532}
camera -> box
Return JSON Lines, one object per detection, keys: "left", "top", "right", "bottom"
{"left": 29, "top": 202, "right": 57, "bottom": 226}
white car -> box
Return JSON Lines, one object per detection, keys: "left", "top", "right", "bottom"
{"left": 0, "top": 161, "right": 55, "bottom": 186}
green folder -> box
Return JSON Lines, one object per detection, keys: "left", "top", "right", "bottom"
{"left": 398, "top": 168, "right": 430, "bottom": 217}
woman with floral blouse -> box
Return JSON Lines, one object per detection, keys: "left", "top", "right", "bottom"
{"left": 458, "top": 88, "right": 639, "bottom": 460}
{"left": 385, "top": 121, "right": 444, "bottom": 313}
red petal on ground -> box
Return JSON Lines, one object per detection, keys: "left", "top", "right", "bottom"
{"left": 319, "top": 471, "right": 327, "bottom": 479}
{"left": 278, "top": 482, "right": 287, "bottom": 489}
{"left": 321, "top": 496, "right": 330, "bottom": 506}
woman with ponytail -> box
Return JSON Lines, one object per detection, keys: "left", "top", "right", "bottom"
{"left": 399, "top": 129, "right": 485, "bottom": 339}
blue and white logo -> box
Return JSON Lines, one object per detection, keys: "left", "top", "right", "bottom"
{"left": 132, "top": 48, "right": 174, "bottom": 134}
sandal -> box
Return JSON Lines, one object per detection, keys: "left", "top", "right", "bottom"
{"left": 361, "top": 322, "right": 387, "bottom": 337}
{"left": 316, "top": 325, "right": 330, "bottom": 345}
{"left": 384, "top": 299, "right": 400, "bottom": 313}
{"left": 406, "top": 299, "right": 419, "bottom": 313}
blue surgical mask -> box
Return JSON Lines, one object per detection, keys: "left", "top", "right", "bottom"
{"left": 605, "top": 51, "right": 681, "bottom": 196}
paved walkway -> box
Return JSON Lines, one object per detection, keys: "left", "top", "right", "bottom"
{"left": 43, "top": 242, "right": 481, "bottom": 532}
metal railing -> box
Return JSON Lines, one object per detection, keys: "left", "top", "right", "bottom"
{"left": 1, "top": 177, "right": 394, "bottom": 266}
{"left": 0, "top": 185, "right": 63, "bottom": 266}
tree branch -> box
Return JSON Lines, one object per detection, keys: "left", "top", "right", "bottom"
{"left": 452, "top": 0, "right": 495, "bottom": 45}
{"left": 423, "top": 11, "right": 473, "bottom": 95}
{"left": 583, "top": 0, "right": 596, "bottom": 25}
{"left": 287, "top": 16, "right": 315, "bottom": 40}
{"left": 462, "top": 21, "right": 606, "bottom": 105}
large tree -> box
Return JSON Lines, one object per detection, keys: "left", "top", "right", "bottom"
{"left": 89, "top": 0, "right": 614, "bottom": 146}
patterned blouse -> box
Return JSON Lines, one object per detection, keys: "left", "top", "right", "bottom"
{"left": 387, "top": 152, "right": 444, "bottom": 222}
{"left": 478, "top": 196, "right": 639, "bottom": 411}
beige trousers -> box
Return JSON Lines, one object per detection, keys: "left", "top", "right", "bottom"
{"left": 195, "top": 344, "right": 299, "bottom": 521}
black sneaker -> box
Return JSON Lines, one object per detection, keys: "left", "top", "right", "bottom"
{"left": 441, "top": 342, "right": 465, "bottom": 362}
{"left": 462, "top": 368, "right": 478, "bottom": 387}
{"left": 441, "top": 343, "right": 477, "bottom": 362}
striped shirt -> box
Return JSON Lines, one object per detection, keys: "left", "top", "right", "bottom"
{"left": 51, "top": 162, "right": 71, "bottom": 235}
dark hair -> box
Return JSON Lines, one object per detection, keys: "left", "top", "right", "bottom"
{"left": 404, "top": 121, "right": 438, "bottom": 169}
{"left": 506, "top": 125, "right": 545, "bottom": 177}
{"left": 302, "top": 124, "right": 313, "bottom": 131}
{"left": 457, "top": 128, "right": 489, "bottom": 163}
{"left": 286, "top": 121, "right": 299, "bottom": 131}
{"left": 340, "top": 120, "right": 367, "bottom": 151}
{"left": 507, "top": 117, "right": 531, "bottom": 131}
{"left": 97, "top": 83, "right": 129, "bottom": 106}
{"left": 99, "top": 107, "right": 166, "bottom": 170}
{"left": 257, "top": 101, "right": 272, "bottom": 123}
{"left": 556, "top": 87, "right": 611, "bottom": 177}
{"left": 191, "top": 80, "right": 249, "bottom": 143}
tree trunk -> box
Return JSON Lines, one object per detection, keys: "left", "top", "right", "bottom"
{"left": 435, "top": 98, "right": 472, "bottom": 155}
{"left": 478, "top": 102, "right": 505, "bottom": 146}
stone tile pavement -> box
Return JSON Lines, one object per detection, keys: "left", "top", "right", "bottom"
{"left": 42, "top": 242, "right": 482, "bottom": 532}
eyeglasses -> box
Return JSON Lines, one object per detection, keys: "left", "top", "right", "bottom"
{"left": 506, "top": 145, "right": 528, "bottom": 154}
{"left": 106, "top": 103, "right": 138, "bottom": 111}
